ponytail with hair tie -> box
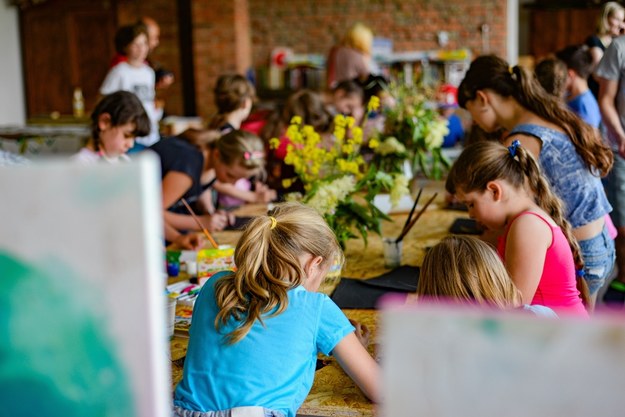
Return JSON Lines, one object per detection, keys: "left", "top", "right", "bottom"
{"left": 507, "top": 140, "right": 520, "bottom": 158}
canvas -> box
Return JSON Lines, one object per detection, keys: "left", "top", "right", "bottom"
{"left": 0, "top": 154, "right": 169, "bottom": 417}
{"left": 381, "top": 303, "right": 625, "bottom": 417}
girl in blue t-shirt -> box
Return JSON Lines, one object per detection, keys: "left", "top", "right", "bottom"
{"left": 173, "top": 202, "right": 379, "bottom": 417}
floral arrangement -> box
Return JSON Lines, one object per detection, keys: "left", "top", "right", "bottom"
{"left": 271, "top": 114, "right": 409, "bottom": 248}
{"left": 374, "top": 81, "right": 451, "bottom": 179}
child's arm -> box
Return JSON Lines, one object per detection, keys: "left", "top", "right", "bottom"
{"left": 213, "top": 181, "right": 277, "bottom": 204}
{"left": 332, "top": 332, "right": 380, "bottom": 403}
{"left": 161, "top": 171, "right": 229, "bottom": 237}
{"left": 164, "top": 210, "right": 230, "bottom": 232}
{"left": 504, "top": 213, "right": 552, "bottom": 304}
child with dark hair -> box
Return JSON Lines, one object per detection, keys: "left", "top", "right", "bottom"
{"left": 330, "top": 80, "right": 365, "bottom": 124}
{"left": 556, "top": 45, "right": 602, "bottom": 128}
{"left": 100, "top": 23, "right": 162, "bottom": 151}
{"left": 534, "top": 57, "right": 568, "bottom": 98}
{"left": 73, "top": 91, "right": 150, "bottom": 163}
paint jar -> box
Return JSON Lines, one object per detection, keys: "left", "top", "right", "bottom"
{"left": 186, "top": 261, "right": 198, "bottom": 278}
{"left": 382, "top": 238, "right": 403, "bottom": 269}
{"left": 166, "top": 250, "right": 181, "bottom": 277}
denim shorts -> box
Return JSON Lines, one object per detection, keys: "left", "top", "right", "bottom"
{"left": 579, "top": 225, "right": 616, "bottom": 294}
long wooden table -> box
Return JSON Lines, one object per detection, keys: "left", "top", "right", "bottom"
{"left": 170, "top": 181, "right": 462, "bottom": 416}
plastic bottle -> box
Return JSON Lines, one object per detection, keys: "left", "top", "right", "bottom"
{"left": 72, "top": 87, "right": 84, "bottom": 118}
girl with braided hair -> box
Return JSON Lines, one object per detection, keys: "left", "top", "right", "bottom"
{"left": 457, "top": 54, "right": 614, "bottom": 308}
{"left": 446, "top": 140, "right": 588, "bottom": 317}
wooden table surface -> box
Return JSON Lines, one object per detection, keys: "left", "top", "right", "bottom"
{"left": 170, "top": 181, "right": 463, "bottom": 416}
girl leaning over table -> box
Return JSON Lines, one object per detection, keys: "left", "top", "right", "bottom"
{"left": 149, "top": 129, "right": 267, "bottom": 250}
{"left": 173, "top": 202, "right": 379, "bottom": 417}
{"left": 446, "top": 141, "right": 588, "bottom": 318}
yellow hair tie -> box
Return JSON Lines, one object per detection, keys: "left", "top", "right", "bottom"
{"left": 269, "top": 216, "right": 277, "bottom": 230}
{"left": 508, "top": 66, "right": 514, "bottom": 75}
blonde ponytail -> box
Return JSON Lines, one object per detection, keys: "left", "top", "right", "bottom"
{"left": 214, "top": 202, "right": 343, "bottom": 344}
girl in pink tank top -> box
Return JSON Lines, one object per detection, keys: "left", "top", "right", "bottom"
{"left": 446, "top": 140, "right": 589, "bottom": 317}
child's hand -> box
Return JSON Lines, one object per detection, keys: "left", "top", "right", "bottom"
{"left": 349, "top": 319, "right": 371, "bottom": 348}
{"left": 201, "top": 212, "right": 230, "bottom": 232}
{"left": 172, "top": 233, "right": 205, "bottom": 250}
{"left": 254, "top": 183, "right": 277, "bottom": 203}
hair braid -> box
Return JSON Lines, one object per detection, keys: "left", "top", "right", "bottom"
{"left": 515, "top": 147, "right": 590, "bottom": 306}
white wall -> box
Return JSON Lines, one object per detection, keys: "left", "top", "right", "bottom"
{"left": 0, "top": 3, "right": 25, "bottom": 125}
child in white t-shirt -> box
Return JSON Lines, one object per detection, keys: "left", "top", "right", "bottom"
{"left": 100, "top": 23, "right": 161, "bottom": 149}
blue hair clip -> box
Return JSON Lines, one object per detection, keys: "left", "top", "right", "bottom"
{"left": 576, "top": 269, "right": 585, "bottom": 278}
{"left": 508, "top": 140, "right": 520, "bottom": 157}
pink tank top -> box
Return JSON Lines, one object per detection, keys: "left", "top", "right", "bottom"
{"left": 497, "top": 211, "right": 588, "bottom": 317}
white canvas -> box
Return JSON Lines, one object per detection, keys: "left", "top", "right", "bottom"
{"left": 381, "top": 304, "right": 625, "bottom": 417}
{"left": 0, "top": 154, "right": 169, "bottom": 417}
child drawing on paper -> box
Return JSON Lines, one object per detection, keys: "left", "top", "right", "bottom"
{"left": 174, "top": 202, "right": 379, "bottom": 417}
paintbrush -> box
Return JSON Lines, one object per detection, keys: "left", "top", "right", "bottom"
{"left": 399, "top": 187, "right": 423, "bottom": 239}
{"left": 180, "top": 198, "right": 219, "bottom": 248}
{"left": 395, "top": 192, "right": 438, "bottom": 243}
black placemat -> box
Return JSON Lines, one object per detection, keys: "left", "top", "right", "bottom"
{"left": 331, "top": 265, "right": 420, "bottom": 309}
{"left": 449, "top": 218, "right": 483, "bottom": 235}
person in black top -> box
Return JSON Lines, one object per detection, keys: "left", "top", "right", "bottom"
{"left": 150, "top": 129, "right": 267, "bottom": 249}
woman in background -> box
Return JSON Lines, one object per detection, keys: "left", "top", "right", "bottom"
{"left": 585, "top": 1, "right": 625, "bottom": 98}
{"left": 326, "top": 23, "right": 373, "bottom": 89}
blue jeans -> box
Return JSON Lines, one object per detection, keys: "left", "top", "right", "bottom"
{"left": 579, "top": 225, "right": 616, "bottom": 295}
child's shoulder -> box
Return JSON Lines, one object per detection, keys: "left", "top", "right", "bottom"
{"left": 507, "top": 211, "right": 555, "bottom": 244}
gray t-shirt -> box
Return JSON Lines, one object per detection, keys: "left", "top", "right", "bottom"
{"left": 595, "top": 36, "right": 625, "bottom": 149}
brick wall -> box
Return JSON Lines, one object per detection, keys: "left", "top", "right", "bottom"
{"left": 248, "top": 0, "right": 507, "bottom": 69}
{"left": 115, "top": 0, "right": 507, "bottom": 119}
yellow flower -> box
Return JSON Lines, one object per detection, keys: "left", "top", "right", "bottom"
{"left": 337, "top": 159, "right": 360, "bottom": 175}
{"left": 367, "top": 96, "right": 380, "bottom": 113}
{"left": 351, "top": 127, "right": 363, "bottom": 145}
{"left": 282, "top": 178, "right": 294, "bottom": 189}
{"left": 369, "top": 138, "right": 380, "bottom": 149}
{"left": 290, "top": 115, "right": 302, "bottom": 125}
{"left": 334, "top": 114, "right": 347, "bottom": 128}
{"left": 334, "top": 126, "right": 346, "bottom": 142}
{"left": 346, "top": 116, "right": 355, "bottom": 129}
{"left": 341, "top": 143, "right": 354, "bottom": 155}
{"left": 269, "top": 137, "right": 280, "bottom": 149}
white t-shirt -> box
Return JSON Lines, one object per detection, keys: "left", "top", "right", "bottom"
{"left": 100, "top": 62, "right": 162, "bottom": 147}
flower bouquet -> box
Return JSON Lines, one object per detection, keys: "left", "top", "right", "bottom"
{"left": 271, "top": 114, "right": 409, "bottom": 250}
{"left": 376, "top": 81, "right": 451, "bottom": 179}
